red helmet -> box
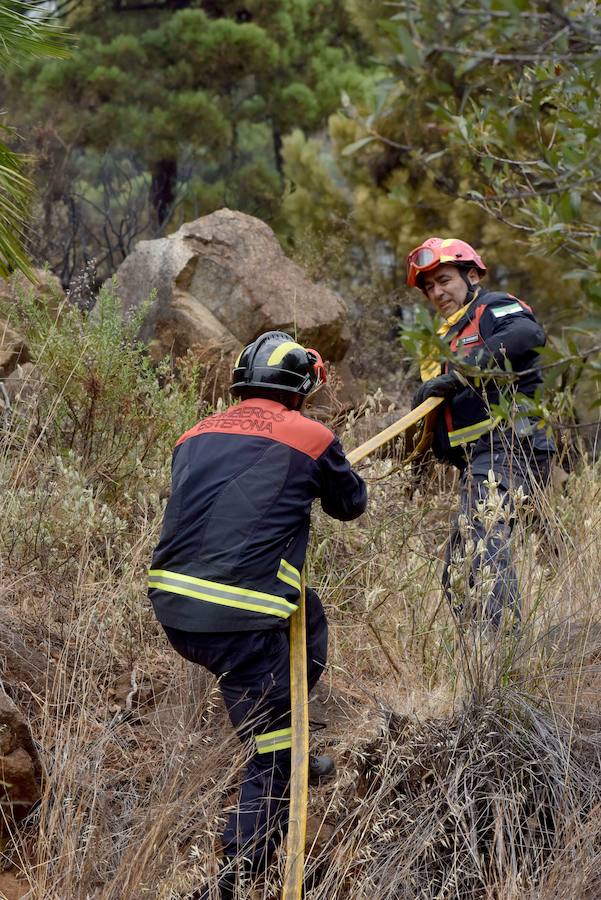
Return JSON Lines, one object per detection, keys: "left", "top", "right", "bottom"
{"left": 406, "top": 237, "right": 486, "bottom": 289}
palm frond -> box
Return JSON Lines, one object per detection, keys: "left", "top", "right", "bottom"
{"left": 0, "top": 133, "right": 34, "bottom": 280}
{"left": 0, "top": 2, "right": 72, "bottom": 68}
{"left": 0, "top": 2, "right": 71, "bottom": 279}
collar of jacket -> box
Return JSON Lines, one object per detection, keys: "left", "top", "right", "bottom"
{"left": 237, "top": 396, "right": 288, "bottom": 412}
{"left": 420, "top": 287, "right": 482, "bottom": 381}
{"left": 437, "top": 286, "right": 483, "bottom": 338}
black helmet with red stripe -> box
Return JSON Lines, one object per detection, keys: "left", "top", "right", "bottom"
{"left": 231, "top": 331, "right": 327, "bottom": 400}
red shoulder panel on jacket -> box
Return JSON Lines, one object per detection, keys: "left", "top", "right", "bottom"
{"left": 176, "top": 398, "right": 334, "bottom": 460}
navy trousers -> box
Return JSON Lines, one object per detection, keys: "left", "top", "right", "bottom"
{"left": 442, "top": 445, "right": 552, "bottom": 628}
{"left": 163, "top": 588, "right": 327, "bottom": 870}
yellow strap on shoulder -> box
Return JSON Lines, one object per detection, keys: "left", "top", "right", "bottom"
{"left": 282, "top": 568, "right": 309, "bottom": 900}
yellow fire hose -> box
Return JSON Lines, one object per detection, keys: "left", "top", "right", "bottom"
{"left": 282, "top": 568, "right": 309, "bottom": 900}
{"left": 347, "top": 395, "right": 443, "bottom": 467}
{"left": 282, "top": 397, "right": 443, "bottom": 899}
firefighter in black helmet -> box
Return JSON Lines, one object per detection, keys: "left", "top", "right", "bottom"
{"left": 148, "top": 331, "right": 367, "bottom": 899}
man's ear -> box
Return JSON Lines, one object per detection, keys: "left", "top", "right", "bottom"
{"left": 467, "top": 267, "right": 481, "bottom": 285}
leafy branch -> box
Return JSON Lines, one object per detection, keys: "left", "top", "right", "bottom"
{"left": 0, "top": 1, "right": 71, "bottom": 279}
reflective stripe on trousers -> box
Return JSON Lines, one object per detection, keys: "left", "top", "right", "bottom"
{"left": 161, "top": 588, "right": 328, "bottom": 870}
{"left": 255, "top": 726, "right": 293, "bottom": 754}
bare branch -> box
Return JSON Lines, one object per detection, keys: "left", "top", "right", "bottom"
{"left": 428, "top": 45, "right": 597, "bottom": 62}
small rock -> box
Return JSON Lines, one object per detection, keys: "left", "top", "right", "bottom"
{"left": 0, "top": 267, "right": 63, "bottom": 380}
{"left": 0, "top": 267, "right": 64, "bottom": 312}
{"left": 0, "top": 870, "right": 29, "bottom": 900}
{"left": 0, "top": 616, "right": 49, "bottom": 697}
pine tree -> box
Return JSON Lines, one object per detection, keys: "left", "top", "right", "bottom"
{"left": 5, "top": 0, "right": 373, "bottom": 281}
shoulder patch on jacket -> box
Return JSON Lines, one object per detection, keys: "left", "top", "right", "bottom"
{"left": 284, "top": 411, "right": 335, "bottom": 459}
{"left": 176, "top": 399, "right": 334, "bottom": 460}
{"left": 490, "top": 302, "right": 524, "bottom": 318}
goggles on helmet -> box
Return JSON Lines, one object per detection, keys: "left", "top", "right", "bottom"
{"left": 410, "top": 248, "right": 436, "bottom": 269}
{"left": 306, "top": 349, "right": 327, "bottom": 387}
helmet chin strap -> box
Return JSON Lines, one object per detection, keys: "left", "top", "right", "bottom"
{"left": 458, "top": 268, "right": 479, "bottom": 305}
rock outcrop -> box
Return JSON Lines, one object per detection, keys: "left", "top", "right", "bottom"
{"left": 111, "top": 209, "right": 351, "bottom": 363}
{"left": 2, "top": 363, "right": 41, "bottom": 408}
{"left": 0, "top": 689, "right": 41, "bottom": 825}
{"left": 0, "top": 320, "right": 29, "bottom": 380}
{"left": 0, "top": 268, "right": 64, "bottom": 380}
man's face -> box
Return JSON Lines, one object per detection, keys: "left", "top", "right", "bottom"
{"left": 422, "top": 264, "right": 480, "bottom": 318}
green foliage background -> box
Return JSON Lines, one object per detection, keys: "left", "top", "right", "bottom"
{"left": 3, "top": 0, "right": 375, "bottom": 282}
{"left": 283, "top": 0, "right": 601, "bottom": 327}
{"left": 1, "top": 0, "right": 600, "bottom": 411}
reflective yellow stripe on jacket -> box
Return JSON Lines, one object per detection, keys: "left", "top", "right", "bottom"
{"left": 277, "top": 558, "right": 301, "bottom": 591}
{"left": 148, "top": 569, "right": 299, "bottom": 619}
{"left": 448, "top": 417, "right": 496, "bottom": 448}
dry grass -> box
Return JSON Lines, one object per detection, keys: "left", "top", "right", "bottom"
{"left": 1, "top": 289, "right": 601, "bottom": 898}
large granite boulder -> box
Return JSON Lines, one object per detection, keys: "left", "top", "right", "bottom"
{"left": 111, "top": 209, "right": 351, "bottom": 363}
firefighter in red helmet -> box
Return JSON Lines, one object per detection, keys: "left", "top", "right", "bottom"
{"left": 406, "top": 237, "right": 555, "bottom": 627}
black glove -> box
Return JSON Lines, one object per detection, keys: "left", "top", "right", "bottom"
{"left": 412, "top": 371, "right": 465, "bottom": 408}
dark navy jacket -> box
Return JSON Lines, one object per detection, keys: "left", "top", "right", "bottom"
{"left": 148, "top": 397, "right": 367, "bottom": 632}
{"left": 433, "top": 288, "right": 555, "bottom": 467}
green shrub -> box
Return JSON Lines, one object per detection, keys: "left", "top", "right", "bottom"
{"left": 2, "top": 279, "right": 204, "bottom": 500}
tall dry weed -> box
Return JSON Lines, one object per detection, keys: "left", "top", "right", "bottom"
{"left": 1, "top": 286, "right": 601, "bottom": 898}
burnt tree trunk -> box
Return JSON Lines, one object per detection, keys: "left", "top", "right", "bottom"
{"left": 150, "top": 158, "right": 178, "bottom": 230}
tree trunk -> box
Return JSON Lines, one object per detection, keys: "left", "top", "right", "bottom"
{"left": 273, "top": 125, "right": 283, "bottom": 177}
{"left": 150, "top": 158, "right": 177, "bottom": 230}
